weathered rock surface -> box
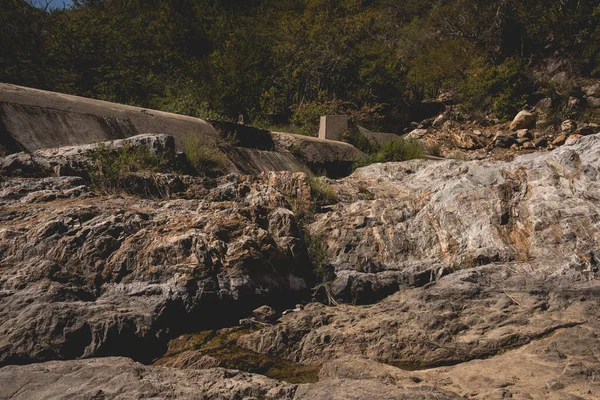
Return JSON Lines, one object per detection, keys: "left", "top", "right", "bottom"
{"left": 303, "top": 134, "right": 600, "bottom": 302}
{"left": 239, "top": 264, "right": 600, "bottom": 399}
{"left": 5, "top": 131, "right": 600, "bottom": 399}
{"left": 0, "top": 357, "right": 296, "bottom": 400}
{"left": 0, "top": 133, "right": 176, "bottom": 178}
{"left": 0, "top": 356, "right": 462, "bottom": 400}
{"left": 0, "top": 165, "right": 314, "bottom": 365}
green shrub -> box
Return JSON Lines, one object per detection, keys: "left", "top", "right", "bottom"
{"left": 288, "top": 144, "right": 305, "bottom": 160}
{"left": 308, "top": 176, "right": 338, "bottom": 205}
{"left": 184, "top": 136, "right": 226, "bottom": 175}
{"left": 87, "top": 144, "right": 167, "bottom": 191}
{"left": 461, "top": 58, "right": 536, "bottom": 121}
{"left": 303, "top": 231, "right": 333, "bottom": 284}
{"left": 353, "top": 138, "right": 425, "bottom": 170}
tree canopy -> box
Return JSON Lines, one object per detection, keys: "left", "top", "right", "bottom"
{"left": 2, "top": 0, "right": 599, "bottom": 131}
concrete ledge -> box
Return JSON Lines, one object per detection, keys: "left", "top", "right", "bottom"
{"left": 0, "top": 82, "right": 218, "bottom": 152}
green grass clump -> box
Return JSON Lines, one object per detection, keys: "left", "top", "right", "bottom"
{"left": 353, "top": 138, "right": 425, "bottom": 169}
{"left": 87, "top": 143, "right": 167, "bottom": 191}
{"left": 308, "top": 176, "right": 337, "bottom": 205}
{"left": 288, "top": 143, "right": 305, "bottom": 160}
{"left": 184, "top": 136, "right": 226, "bottom": 175}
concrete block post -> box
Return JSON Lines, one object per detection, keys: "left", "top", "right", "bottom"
{"left": 318, "top": 115, "right": 348, "bottom": 142}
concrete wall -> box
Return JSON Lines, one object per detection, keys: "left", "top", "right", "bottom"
{"left": 318, "top": 115, "right": 348, "bottom": 141}
{"left": 0, "top": 83, "right": 218, "bottom": 152}
{"left": 0, "top": 83, "right": 364, "bottom": 176}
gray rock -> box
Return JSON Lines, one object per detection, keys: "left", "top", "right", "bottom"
{"left": 494, "top": 134, "right": 516, "bottom": 148}
{"left": 253, "top": 305, "right": 278, "bottom": 323}
{"left": 583, "top": 83, "right": 600, "bottom": 97}
{"left": 587, "top": 96, "right": 600, "bottom": 108}
{"left": 301, "top": 134, "right": 600, "bottom": 303}
{"left": 405, "top": 129, "right": 428, "bottom": 140}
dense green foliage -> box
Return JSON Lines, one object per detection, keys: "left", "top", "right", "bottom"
{"left": 2, "top": 0, "right": 599, "bottom": 132}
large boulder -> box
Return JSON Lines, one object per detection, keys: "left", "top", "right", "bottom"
{"left": 509, "top": 110, "right": 535, "bottom": 131}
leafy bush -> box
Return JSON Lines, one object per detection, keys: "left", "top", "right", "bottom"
{"left": 184, "top": 136, "right": 226, "bottom": 175}
{"left": 461, "top": 58, "right": 536, "bottom": 121}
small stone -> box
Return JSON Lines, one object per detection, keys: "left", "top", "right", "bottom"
{"left": 551, "top": 72, "right": 568, "bottom": 86}
{"left": 535, "top": 97, "right": 552, "bottom": 111}
{"left": 253, "top": 305, "right": 278, "bottom": 323}
{"left": 522, "top": 142, "right": 535, "bottom": 150}
{"left": 494, "top": 134, "right": 516, "bottom": 148}
{"left": 534, "top": 137, "right": 548, "bottom": 148}
{"left": 587, "top": 97, "right": 600, "bottom": 108}
{"left": 567, "top": 96, "right": 581, "bottom": 110}
{"left": 432, "top": 114, "right": 446, "bottom": 127}
{"left": 406, "top": 129, "right": 427, "bottom": 140}
{"left": 516, "top": 129, "right": 532, "bottom": 139}
{"left": 583, "top": 83, "right": 600, "bottom": 97}
{"left": 577, "top": 126, "right": 595, "bottom": 136}
{"left": 516, "top": 138, "right": 529, "bottom": 145}
{"left": 552, "top": 134, "right": 567, "bottom": 146}
{"left": 561, "top": 120, "right": 577, "bottom": 133}
{"left": 545, "top": 379, "right": 565, "bottom": 391}
{"left": 536, "top": 119, "right": 551, "bottom": 129}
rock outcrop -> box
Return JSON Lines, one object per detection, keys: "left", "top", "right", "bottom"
{"left": 4, "top": 132, "right": 600, "bottom": 399}
{"left": 0, "top": 161, "right": 314, "bottom": 365}
{"left": 306, "top": 134, "right": 600, "bottom": 303}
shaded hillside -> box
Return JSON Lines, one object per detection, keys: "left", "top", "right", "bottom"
{"left": 1, "top": 0, "right": 599, "bottom": 132}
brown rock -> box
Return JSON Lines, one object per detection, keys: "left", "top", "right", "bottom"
{"left": 552, "top": 134, "right": 567, "bottom": 146}
{"left": 516, "top": 129, "right": 532, "bottom": 139}
{"left": 253, "top": 305, "right": 278, "bottom": 323}
{"left": 565, "top": 134, "right": 583, "bottom": 145}
{"left": 522, "top": 141, "right": 535, "bottom": 150}
{"left": 0, "top": 357, "right": 296, "bottom": 400}
{"left": 510, "top": 110, "right": 535, "bottom": 131}
{"left": 0, "top": 170, "right": 314, "bottom": 365}
{"left": 561, "top": 119, "right": 577, "bottom": 133}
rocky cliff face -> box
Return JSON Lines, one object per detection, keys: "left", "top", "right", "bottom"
{"left": 2, "top": 134, "right": 600, "bottom": 399}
